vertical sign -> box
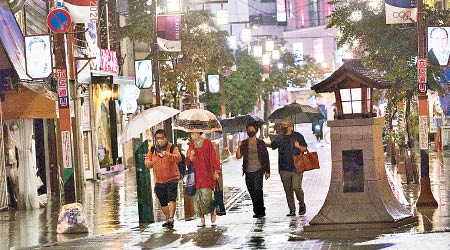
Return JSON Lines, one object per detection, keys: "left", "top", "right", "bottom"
{"left": 276, "top": 0, "right": 287, "bottom": 24}
{"left": 419, "top": 116, "right": 428, "bottom": 149}
{"left": 417, "top": 58, "right": 427, "bottom": 93}
{"left": 61, "top": 131, "right": 72, "bottom": 168}
{"left": 56, "top": 69, "right": 70, "bottom": 108}
{"left": 157, "top": 15, "right": 182, "bottom": 52}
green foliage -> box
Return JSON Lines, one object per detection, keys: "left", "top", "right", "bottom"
{"left": 159, "top": 10, "right": 234, "bottom": 108}
{"left": 327, "top": 1, "right": 448, "bottom": 146}
{"left": 118, "top": 0, "right": 153, "bottom": 42}
{"left": 205, "top": 50, "right": 262, "bottom": 116}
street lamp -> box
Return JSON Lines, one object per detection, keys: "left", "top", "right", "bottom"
{"left": 265, "top": 40, "right": 274, "bottom": 52}
{"left": 241, "top": 28, "right": 252, "bottom": 43}
{"left": 253, "top": 46, "right": 262, "bottom": 57}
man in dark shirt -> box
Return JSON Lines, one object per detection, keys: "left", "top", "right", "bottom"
{"left": 266, "top": 117, "right": 308, "bottom": 216}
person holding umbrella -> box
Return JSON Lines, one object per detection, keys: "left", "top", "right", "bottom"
{"left": 236, "top": 121, "right": 270, "bottom": 218}
{"left": 186, "top": 132, "right": 221, "bottom": 227}
{"left": 266, "top": 117, "right": 308, "bottom": 216}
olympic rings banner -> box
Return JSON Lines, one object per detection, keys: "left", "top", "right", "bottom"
{"left": 385, "top": 0, "right": 417, "bottom": 24}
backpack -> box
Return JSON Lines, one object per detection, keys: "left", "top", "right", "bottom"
{"left": 151, "top": 144, "right": 186, "bottom": 177}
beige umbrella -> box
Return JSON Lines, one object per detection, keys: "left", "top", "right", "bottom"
{"left": 119, "top": 106, "right": 180, "bottom": 144}
{"left": 173, "top": 109, "right": 222, "bottom": 133}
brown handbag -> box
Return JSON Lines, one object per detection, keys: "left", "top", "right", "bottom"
{"left": 294, "top": 151, "right": 320, "bottom": 173}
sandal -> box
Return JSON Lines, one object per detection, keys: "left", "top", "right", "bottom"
{"left": 197, "top": 223, "right": 205, "bottom": 227}
{"left": 211, "top": 211, "right": 217, "bottom": 223}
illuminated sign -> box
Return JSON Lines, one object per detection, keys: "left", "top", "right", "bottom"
{"left": 135, "top": 60, "right": 152, "bottom": 88}
{"left": 24, "top": 35, "right": 52, "bottom": 79}
{"left": 276, "top": 0, "right": 287, "bottom": 23}
{"left": 100, "top": 49, "right": 118, "bottom": 73}
{"left": 208, "top": 75, "right": 220, "bottom": 93}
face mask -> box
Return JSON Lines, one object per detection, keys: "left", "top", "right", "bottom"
{"left": 247, "top": 131, "right": 256, "bottom": 138}
{"left": 191, "top": 134, "right": 200, "bottom": 141}
{"left": 156, "top": 139, "right": 168, "bottom": 148}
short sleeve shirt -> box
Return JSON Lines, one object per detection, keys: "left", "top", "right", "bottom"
{"left": 271, "top": 132, "right": 307, "bottom": 172}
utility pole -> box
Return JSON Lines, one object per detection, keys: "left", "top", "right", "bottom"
{"left": 153, "top": 0, "right": 161, "bottom": 105}
{"left": 416, "top": 0, "right": 438, "bottom": 207}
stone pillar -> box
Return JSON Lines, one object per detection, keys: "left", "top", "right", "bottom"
{"left": 305, "top": 117, "right": 416, "bottom": 231}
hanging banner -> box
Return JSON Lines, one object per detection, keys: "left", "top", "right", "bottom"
{"left": 157, "top": 15, "right": 182, "bottom": 52}
{"left": 135, "top": 60, "right": 152, "bottom": 88}
{"left": 427, "top": 27, "right": 450, "bottom": 66}
{"left": 385, "top": 0, "right": 417, "bottom": 24}
{"left": 64, "top": 0, "right": 99, "bottom": 23}
{"left": 100, "top": 49, "right": 118, "bottom": 73}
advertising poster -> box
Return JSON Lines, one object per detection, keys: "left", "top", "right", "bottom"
{"left": 427, "top": 27, "right": 450, "bottom": 66}
{"left": 100, "top": 49, "right": 118, "bottom": 73}
{"left": 157, "top": 15, "right": 182, "bottom": 52}
{"left": 25, "top": 35, "right": 52, "bottom": 79}
{"left": 385, "top": 0, "right": 417, "bottom": 24}
{"left": 135, "top": 60, "right": 152, "bottom": 88}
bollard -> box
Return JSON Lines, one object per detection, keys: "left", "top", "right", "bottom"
{"left": 134, "top": 140, "right": 154, "bottom": 223}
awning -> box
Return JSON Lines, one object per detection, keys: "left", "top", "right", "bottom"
{"left": 2, "top": 83, "right": 57, "bottom": 120}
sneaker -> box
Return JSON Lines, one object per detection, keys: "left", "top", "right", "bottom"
{"left": 286, "top": 211, "right": 296, "bottom": 217}
{"left": 162, "top": 221, "right": 170, "bottom": 228}
{"left": 167, "top": 221, "right": 174, "bottom": 229}
{"left": 298, "top": 205, "right": 306, "bottom": 215}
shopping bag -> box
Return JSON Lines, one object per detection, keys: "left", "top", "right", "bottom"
{"left": 56, "top": 203, "right": 88, "bottom": 234}
{"left": 183, "top": 166, "right": 196, "bottom": 196}
{"left": 294, "top": 151, "right": 320, "bottom": 173}
{"left": 213, "top": 181, "right": 226, "bottom": 216}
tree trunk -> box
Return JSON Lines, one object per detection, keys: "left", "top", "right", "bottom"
{"left": 405, "top": 96, "right": 414, "bottom": 148}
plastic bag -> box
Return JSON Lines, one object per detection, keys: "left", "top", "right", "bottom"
{"left": 183, "top": 166, "right": 196, "bottom": 196}
{"left": 56, "top": 203, "right": 89, "bottom": 234}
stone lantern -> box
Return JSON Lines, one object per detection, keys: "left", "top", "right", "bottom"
{"left": 306, "top": 59, "right": 416, "bottom": 231}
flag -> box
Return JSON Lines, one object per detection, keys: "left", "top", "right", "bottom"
{"left": 157, "top": 15, "right": 182, "bottom": 52}
{"left": 64, "top": 0, "right": 99, "bottom": 23}
{"left": 385, "top": 0, "right": 417, "bottom": 24}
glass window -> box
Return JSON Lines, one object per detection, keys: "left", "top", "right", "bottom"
{"left": 342, "top": 102, "right": 352, "bottom": 114}
{"left": 340, "top": 89, "right": 351, "bottom": 101}
{"left": 351, "top": 88, "right": 361, "bottom": 100}
{"left": 352, "top": 101, "right": 362, "bottom": 113}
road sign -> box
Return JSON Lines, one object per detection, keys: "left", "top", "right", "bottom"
{"left": 47, "top": 9, "right": 71, "bottom": 33}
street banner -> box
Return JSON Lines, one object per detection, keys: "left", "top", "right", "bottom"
{"left": 135, "top": 60, "right": 152, "bottom": 88}
{"left": 65, "top": 0, "right": 99, "bottom": 23}
{"left": 157, "top": 15, "right": 182, "bottom": 52}
{"left": 385, "top": 0, "right": 417, "bottom": 24}
{"left": 100, "top": 49, "right": 118, "bottom": 73}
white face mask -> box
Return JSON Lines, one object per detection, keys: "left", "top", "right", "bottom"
{"left": 191, "top": 133, "right": 200, "bottom": 141}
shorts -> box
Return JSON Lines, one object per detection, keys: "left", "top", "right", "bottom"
{"left": 154, "top": 180, "right": 178, "bottom": 207}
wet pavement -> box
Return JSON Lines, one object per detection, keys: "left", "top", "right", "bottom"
{"left": 2, "top": 124, "right": 450, "bottom": 249}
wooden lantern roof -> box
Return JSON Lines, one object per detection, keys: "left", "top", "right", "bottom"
{"left": 312, "top": 59, "right": 396, "bottom": 93}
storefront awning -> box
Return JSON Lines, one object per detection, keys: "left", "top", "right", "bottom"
{"left": 2, "top": 83, "right": 57, "bottom": 120}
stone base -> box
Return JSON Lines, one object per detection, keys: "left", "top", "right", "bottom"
{"left": 304, "top": 216, "right": 418, "bottom": 232}
{"left": 416, "top": 177, "right": 438, "bottom": 207}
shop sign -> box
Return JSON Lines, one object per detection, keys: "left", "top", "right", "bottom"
{"left": 100, "top": 49, "right": 118, "bottom": 73}
{"left": 417, "top": 58, "right": 427, "bottom": 93}
{"left": 135, "top": 60, "right": 152, "bottom": 88}
{"left": 56, "top": 69, "right": 69, "bottom": 108}
{"left": 62, "top": 131, "right": 73, "bottom": 169}
{"left": 419, "top": 115, "right": 428, "bottom": 150}
{"left": 24, "top": 35, "right": 52, "bottom": 79}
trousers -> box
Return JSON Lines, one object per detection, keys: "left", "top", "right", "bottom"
{"left": 279, "top": 170, "right": 305, "bottom": 212}
{"left": 245, "top": 168, "right": 265, "bottom": 216}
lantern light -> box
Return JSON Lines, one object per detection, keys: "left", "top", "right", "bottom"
{"left": 272, "top": 49, "right": 280, "bottom": 60}
{"left": 265, "top": 40, "right": 274, "bottom": 52}
{"left": 241, "top": 28, "right": 252, "bottom": 43}
{"left": 253, "top": 46, "right": 263, "bottom": 57}
{"left": 216, "top": 9, "right": 229, "bottom": 25}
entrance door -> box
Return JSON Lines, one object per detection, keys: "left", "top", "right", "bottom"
{"left": 83, "top": 131, "right": 94, "bottom": 180}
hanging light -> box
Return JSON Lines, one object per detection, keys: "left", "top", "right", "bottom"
{"left": 265, "top": 40, "right": 274, "bottom": 52}
{"left": 272, "top": 49, "right": 280, "bottom": 60}
{"left": 253, "top": 46, "right": 263, "bottom": 57}
{"left": 262, "top": 53, "right": 271, "bottom": 65}
{"left": 167, "top": 0, "right": 181, "bottom": 12}
{"left": 241, "top": 28, "right": 252, "bottom": 43}
{"left": 216, "top": 9, "right": 229, "bottom": 25}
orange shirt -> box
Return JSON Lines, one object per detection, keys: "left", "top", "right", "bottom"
{"left": 145, "top": 142, "right": 181, "bottom": 183}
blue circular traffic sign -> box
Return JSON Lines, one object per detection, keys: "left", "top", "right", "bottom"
{"left": 47, "top": 9, "right": 71, "bottom": 33}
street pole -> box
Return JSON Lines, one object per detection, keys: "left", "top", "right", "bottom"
{"left": 220, "top": 74, "right": 230, "bottom": 161}
{"left": 416, "top": 0, "right": 438, "bottom": 207}
{"left": 54, "top": 31, "right": 76, "bottom": 204}
{"left": 153, "top": 0, "right": 161, "bottom": 105}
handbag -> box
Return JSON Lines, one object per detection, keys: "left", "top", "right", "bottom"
{"left": 183, "top": 165, "right": 196, "bottom": 196}
{"left": 213, "top": 180, "right": 226, "bottom": 216}
{"left": 294, "top": 151, "right": 320, "bottom": 173}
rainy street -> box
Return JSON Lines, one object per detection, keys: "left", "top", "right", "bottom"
{"left": 0, "top": 125, "right": 449, "bottom": 249}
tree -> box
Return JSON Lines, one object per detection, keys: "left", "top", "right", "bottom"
{"left": 119, "top": 7, "right": 234, "bottom": 108}
{"left": 327, "top": 1, "right": 447, "bottom": 147}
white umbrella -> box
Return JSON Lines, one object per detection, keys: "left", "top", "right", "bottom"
{"left": 119, "top": 106, "right": 180, "bottom": 144}
{"left": 173, "top": 109, "right": 222, "bottom": 133}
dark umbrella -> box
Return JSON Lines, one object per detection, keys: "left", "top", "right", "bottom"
{"left": 219, "top": 115, "right": 265, "bottom": 139}
{"left": 267, "top": 103, "right": 324, "bottom": 124}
